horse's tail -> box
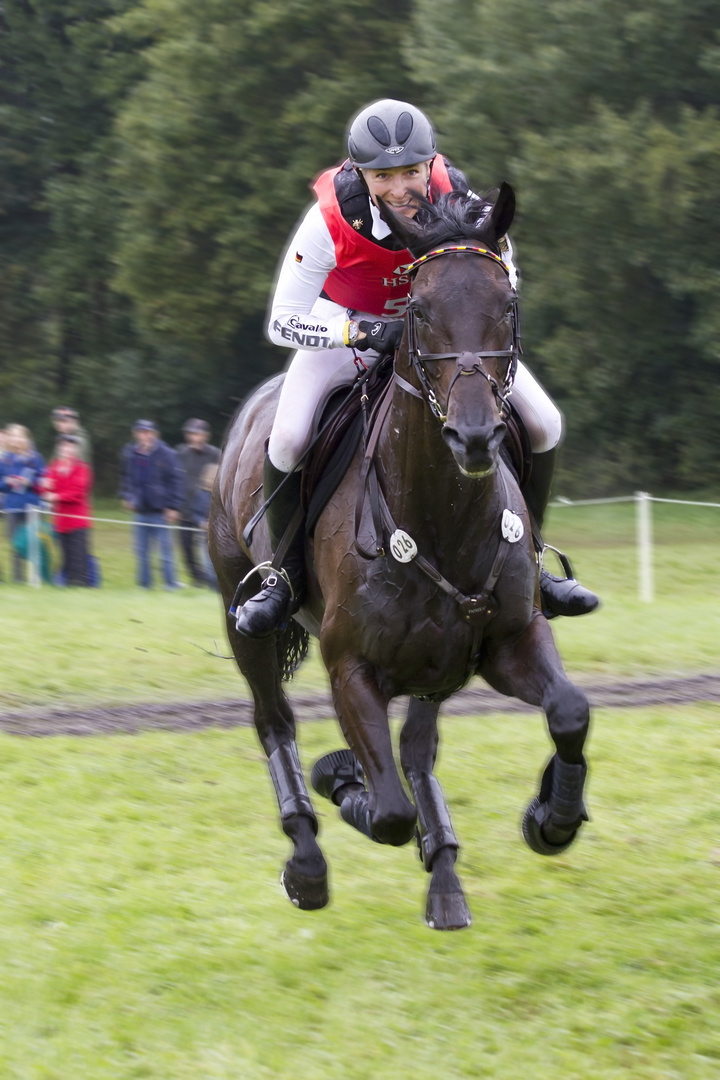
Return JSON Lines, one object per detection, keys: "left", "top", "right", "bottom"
{"left": 276, "top": 618, "right": 310, "bottom": 682}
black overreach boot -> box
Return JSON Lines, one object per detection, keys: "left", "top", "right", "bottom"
{"left": 524, "top": 448, "right": 599, "bottom": 620}
{"left": 235, "top": 454, "right": 306, "bottom": 638}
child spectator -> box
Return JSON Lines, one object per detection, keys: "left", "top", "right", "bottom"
{"left": 42, "top": 435, "right": 93, "bottom": 586}
{"left": 0, "top": 424, "right": 44, "bottom": 583}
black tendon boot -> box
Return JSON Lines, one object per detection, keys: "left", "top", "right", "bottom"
{"left": 235, "top": 455, "right": 306, "bottom": 638}
{"left": 524, "top": 448, "right": 599, "bottom": 620}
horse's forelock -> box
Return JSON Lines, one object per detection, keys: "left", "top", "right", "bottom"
{"left": 380, "top": 191, "right": 501, "bottom": 258}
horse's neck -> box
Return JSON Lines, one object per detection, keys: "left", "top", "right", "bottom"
{"left": 378, "top": 382, "right": 500, "bottom": 544}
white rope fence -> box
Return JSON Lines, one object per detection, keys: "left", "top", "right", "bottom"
{"left": 1, "top": 505, "right": 205, "bottom": 588}
{"left": 4, "top": 494, "right": 719, "bottom": 599}
{"left": 550, "top": 491, "right": 720, "bottom": 602}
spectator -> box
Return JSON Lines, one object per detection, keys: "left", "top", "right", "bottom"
{"left": 0, "top": 424, "right": 45, "bottom": 583}
{"left": 192, "top": 462, "right": 219, "bottom": 589}
{"left": 119, "top": 420, "right": 183, "bottom": 590}
{"left": 175, "top": 418, "right": 221, "bottom": 586}
{"left": 0, "top": 426, "right": 10, "bottom": 580}
{"left": 51, "top": 407, "right": 92, "bottom": 464}
{"left": 42, "top": 435, "right": 93, "bottom": 586}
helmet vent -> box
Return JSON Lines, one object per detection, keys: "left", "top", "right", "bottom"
{"left": 367, "top": 116, "right": 392, "bottom": 147}
{"left": 395, "top": 111, "right": 414, "bottom": 145}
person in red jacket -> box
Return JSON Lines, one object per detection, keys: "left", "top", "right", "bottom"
{"left": 42, "top": 434, "right": 93, "bottom": 586}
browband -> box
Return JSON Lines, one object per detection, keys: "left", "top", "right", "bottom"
{"left": 405, "top": 245, "right": 509, "bottom": 276}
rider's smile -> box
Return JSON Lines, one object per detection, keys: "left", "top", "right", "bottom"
{"left": 360, "top": 162, "right": 432, "bottom": 218}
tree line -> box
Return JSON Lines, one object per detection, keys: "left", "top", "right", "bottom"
{"left": 2, "top": 0, "right": 719, "bottom": 493}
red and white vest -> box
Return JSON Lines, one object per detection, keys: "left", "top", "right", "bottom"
{"left": 313, "top": 157, "right": 454, "bottom": 318}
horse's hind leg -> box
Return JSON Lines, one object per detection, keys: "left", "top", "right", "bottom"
{"left": 227, "top": 621, "right": 328, "bottom": 908}
{"left": 480, "top": 614, "right": 590, "bottom": 855}
{"left": 399, "top": 698, "right": 471, "bottom": 931}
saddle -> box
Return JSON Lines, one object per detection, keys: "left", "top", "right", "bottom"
{"left": 300, "top": 358, "right": 532, "bottom": 538}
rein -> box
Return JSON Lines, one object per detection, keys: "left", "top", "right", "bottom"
{"left": 399, "top": 245, "right": 522, "bottom": 422}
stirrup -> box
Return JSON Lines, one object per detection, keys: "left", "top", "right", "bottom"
{"left": 538, "top": 546, "right": 599, "bottom": 620}
{"left": 538, "top": 544, "right": 574, "bottom": 580}
{"left": 243, "top": 559, "right": 296, "bottom": 599}
{"left": 228, "top": 560, "right": 295, "bottom": 619}
{"left": 230, "top": 561, "right": 300, "bottom": 639}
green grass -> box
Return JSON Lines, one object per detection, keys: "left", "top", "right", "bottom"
{"left": 0, "top": 705, "right": 719, "bottom": 1078}
{"left": 0, "top": 499, "right": 329, "bottom": 709}
{"left": 1, "top": 497, "right": 718, "bottom": 708}
{"left": 0, "top": 499, "right": 718, "bottom": 1075}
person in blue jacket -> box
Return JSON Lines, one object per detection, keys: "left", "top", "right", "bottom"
{"left": 0, "top": 424, "right": 45, "bottom": 583}
{"left": 119, "top": 420, "right": 183, "bottom": 589}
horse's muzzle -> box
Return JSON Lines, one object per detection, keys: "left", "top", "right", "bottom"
{"left": 442, "top": 419, "right": 507, "bottom": 478}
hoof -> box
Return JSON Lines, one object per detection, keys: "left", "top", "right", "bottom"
{"left": 425, "top": 889, "right": 471, "bottom": 931}
{"left": 311, "top": 749, "right": 364, "bottom": 804}
{"left": 281, "top": 865, "right": 329, "bottom": 910}
{"left": 522, "top": 796, "right": 581, "bottom": 856}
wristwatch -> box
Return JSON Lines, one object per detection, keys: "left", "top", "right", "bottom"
{"left": 343, "top": 319, "right": 360, "bottom": 347}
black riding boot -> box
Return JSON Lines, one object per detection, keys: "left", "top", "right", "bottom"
{"left": 524, "top": 449, "right": 599, "bottom": 619}
{"left": 235, "top": 455, "right": 306, "bottom": 638}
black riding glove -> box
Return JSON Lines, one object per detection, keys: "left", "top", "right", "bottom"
{"left": 356, "top": 319, "right": 404, "bottom": 354}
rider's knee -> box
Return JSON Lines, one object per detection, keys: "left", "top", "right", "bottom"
{"left": 267, "top": 430, "right": 304, "bottom": 474}
{"left": 523, "top": 403, "right": 563, "bottom": 454}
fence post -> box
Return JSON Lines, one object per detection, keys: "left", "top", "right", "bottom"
{"left": 635, "top": 491, "right": 653, "bottom": 602}
{"left": 27, "top": 505, "right": 42, "bottom": 588}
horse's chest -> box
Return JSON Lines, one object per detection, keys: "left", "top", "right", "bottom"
{"left": 334, "top": 557, "right": 526, "bottom": 690}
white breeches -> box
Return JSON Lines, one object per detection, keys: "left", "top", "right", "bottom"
{"left": 512, "top": 361, "right": 563, "bottom": 454}
{"left": 268, "top": 349, "right": 562, "bottom": 473}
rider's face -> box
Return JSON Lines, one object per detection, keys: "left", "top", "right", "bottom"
{"left": 360, "top": 161, "right": 432, "bottom": 218}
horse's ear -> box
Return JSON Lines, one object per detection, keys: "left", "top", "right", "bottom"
{"left": 375, "top": 195, "right": 427, "bottom": 255}
{"left": 488, "top": 182, "right": 515, "bottom": 243}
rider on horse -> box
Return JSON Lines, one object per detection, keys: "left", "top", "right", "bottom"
{"left": 236, "top": 99, "right": 599, "bottom": 638}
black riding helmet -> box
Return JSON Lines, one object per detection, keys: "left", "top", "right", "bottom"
{"left": 347, "top": 99, "right": 436, "bottom": 170}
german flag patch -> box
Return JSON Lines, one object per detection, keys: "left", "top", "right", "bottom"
{"left": 295, "top": 252, "right": 303, "bottom": 263}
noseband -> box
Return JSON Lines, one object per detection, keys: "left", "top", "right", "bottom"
{"left": 399, "top": 245, "right": 522, "bottom": 423}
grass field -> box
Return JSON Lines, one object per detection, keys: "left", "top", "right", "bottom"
{"left": 1, "top": 706, "right": 719, "bottom": 1078}
{"left": 0, "top": 496, "right": 718, "bottom": 1077}
{"left": 0, "top": 497, "right": 718, "bottom": 708}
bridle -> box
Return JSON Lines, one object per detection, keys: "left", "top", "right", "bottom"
{"left": 351, "top": 244, "right": 527, "bottom": 629}
{"left": 396, "top": 245, "right": 522, "bottom": 423}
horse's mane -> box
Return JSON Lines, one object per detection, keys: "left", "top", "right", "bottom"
{"left": 380, "top": 190, "right": 504, "bottom": 259}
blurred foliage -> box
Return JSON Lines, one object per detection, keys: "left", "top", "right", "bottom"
{"left": 408, "top": 0, "right": 720, "bottom": 491}
{"left": 1, "top": 0, "right": 719, "bottom": 493}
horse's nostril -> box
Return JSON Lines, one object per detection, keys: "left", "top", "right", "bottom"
{"left": 489, "top": 422, "right": 507, "bottom": 452}
{"left": 441, "top": 426, "right": 464, "bottom": 455}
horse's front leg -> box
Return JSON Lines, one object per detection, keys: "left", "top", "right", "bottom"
{"left": 399, "top": 697, "right": 471, "bottom": 930}
{"left": 225, "top": 614, "right": 328, "bottom": 909}
{"left": 317, "top": 656, "right": 417, "bottom": 847}
{"left": 480, "top": 613, "right": 590, "bottom": 855}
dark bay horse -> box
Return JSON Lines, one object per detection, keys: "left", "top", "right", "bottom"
{"left": 209, "top": 183, "right": 590, "bottom": 930}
